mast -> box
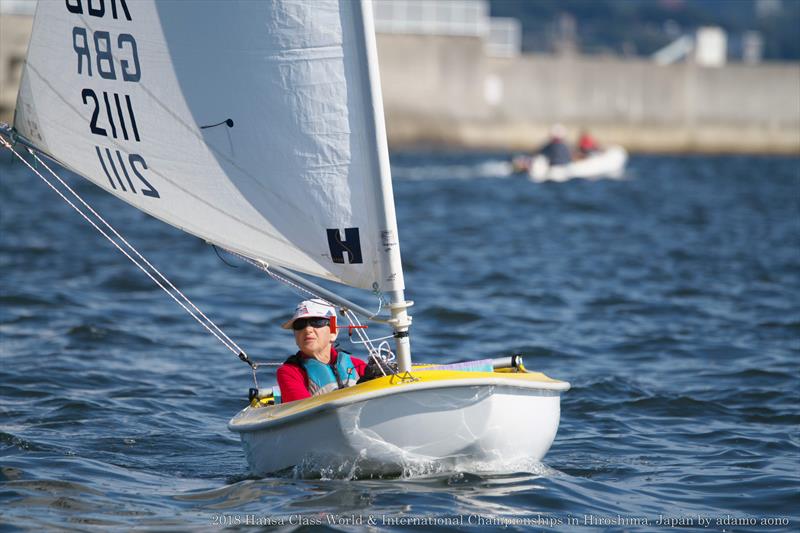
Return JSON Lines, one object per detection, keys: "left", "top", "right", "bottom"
{"left": 356, "top": 0, "right": 413, "bottom": 371}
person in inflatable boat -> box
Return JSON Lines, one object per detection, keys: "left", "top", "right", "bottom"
{"left": 576, "top": 129, "right": 600, "bottom": 159}
{"left": 276, "top": 299, "right": 367, "bottom": 403}
{"left": 537, "top": 123, "right": 572, "bottom": 166}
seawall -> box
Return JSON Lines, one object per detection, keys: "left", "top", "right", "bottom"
{"left": 377, "top": 34, "right": 800, "bottom": 154}
{"left": 1, "top": 19, "right": 798, "bottom": 154}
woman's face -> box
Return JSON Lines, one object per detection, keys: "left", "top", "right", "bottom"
{"left": 293, "top": 318, "right": 335, "bottom": 359}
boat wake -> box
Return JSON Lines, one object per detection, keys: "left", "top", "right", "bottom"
{"left": 288, "top": 451, "right": 560, "bottom": 481}
{"left": 392, "top": 160, "right": 515, "bottom": 181}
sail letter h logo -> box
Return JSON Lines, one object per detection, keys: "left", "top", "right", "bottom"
{"left": 327, "top": 228, "right": 363, "bottom": 264}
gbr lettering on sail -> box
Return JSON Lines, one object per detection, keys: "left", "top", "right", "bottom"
{"left": 67, "top": 0, "right": 159, "bottom": 198}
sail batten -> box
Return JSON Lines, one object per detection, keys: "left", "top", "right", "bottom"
{"left": 14, "top": 0, "right": 405, "bottom": 294}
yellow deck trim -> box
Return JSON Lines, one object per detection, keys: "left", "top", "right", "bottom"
{"left": 230, "top": 368, "right": 568, "bottom": 430}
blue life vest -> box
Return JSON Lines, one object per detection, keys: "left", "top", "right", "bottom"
{"left": 301, "top": 351, "right": 359, "bottom": 396}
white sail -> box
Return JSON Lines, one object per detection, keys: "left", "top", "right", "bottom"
{"left": 14, "top": 0, "right": 404, "bottom": 293}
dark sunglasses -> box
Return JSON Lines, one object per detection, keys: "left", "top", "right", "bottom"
{"left": 292, "top": 317, "right": 330, "bottom": 331}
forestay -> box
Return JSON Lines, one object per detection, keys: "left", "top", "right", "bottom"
{"left": 14, "top": 0, "right": 404, "bottom": 293}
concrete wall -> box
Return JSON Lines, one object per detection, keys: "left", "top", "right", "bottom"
{"left": 378, "top": 34, "right": 488, "bottom": 141}
{"left": 1, "top": 17, "right": 797, "bottom": 153}
{"left": 377, "top": 35, "right": 800, "bottom": 153}
{"left": 0, "top": 14, "right": 32, "bottom": 122}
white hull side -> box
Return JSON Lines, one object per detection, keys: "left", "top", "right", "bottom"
{"left": 235, "top": 385, "right": 561, "bottom": 476}
{"left": 530, "top": 145, "right": 628, "bottom": 182}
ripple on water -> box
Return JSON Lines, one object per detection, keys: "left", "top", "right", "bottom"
{"left": 65, "top": 323, "right": 160, "bottom": 347}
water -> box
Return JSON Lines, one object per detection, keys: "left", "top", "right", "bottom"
{"left": 1, "top": 150, "right": 798, "bottom": 531}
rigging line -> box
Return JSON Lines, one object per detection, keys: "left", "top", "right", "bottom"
{"left": 237, "top": 254, "right": 388, "bottom": 366}
{"left": 233, "top": 251, "right": 387, "bottom": 362}
{"left": 212, "top": 245, "right": 240, "bottom": 268}
{"left": 344, "top": 310, "right": 373, "bottom": 349}
{"left": 225, "top": 249, "right": 393, "bottom": 367}
{"left": 29, "top": 150, "right": 247, "bottom": 357}
{"left": 349, "top": 334, "right": 394, "bottom": 344}
{"left": 233, "top": 252, "right": 319, "bottom": 300}
{"left": 229, "top": 253, "right": 381, "bottom": 376}
{"left": 0, "top": 138, "right": 244, "bottom": 358}
{"left": 344, "top": 309, "right": 387, "bottom": 364}
{"left": 377, "top": 340, "right": 396, "bottom": 363}
{"left": 264, "top": 269, "right": 317, "bottom": 299}
{"left": 200, "top": 119, "right": 235, "bottom": 129}
{"left": 228, "top": 252, "right": 363, "bottom": 350}
{"left": 225, "top": 248, "right": 386, "bottom": 322}
{"left": 28, "top": 149, "right": 244, "bottom": 353}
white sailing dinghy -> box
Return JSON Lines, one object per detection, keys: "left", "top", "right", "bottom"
{"left": 2, "top": 0, "right": 569, "bottom": 476}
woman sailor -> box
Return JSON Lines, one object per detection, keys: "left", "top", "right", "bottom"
{"left": 276, "top": 299, "right": 367, "bottom": 402}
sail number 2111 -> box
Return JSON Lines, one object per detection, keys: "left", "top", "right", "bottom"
{"left": 67, "top": 1, "right": 160, "bottom": 200}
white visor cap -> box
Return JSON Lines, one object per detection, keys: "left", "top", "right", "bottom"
{"left": 281, "top": 298, "right": 336, "bottom": 329}
{"left": 550, "top": 123, "right": 567, "bottom": 139}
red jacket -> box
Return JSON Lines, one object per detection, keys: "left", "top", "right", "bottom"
{"left": 276, "top": 346, "right": 367, "bottom": 403}
{"left": 578, "top": 134, "right": 599, "bottom": 153}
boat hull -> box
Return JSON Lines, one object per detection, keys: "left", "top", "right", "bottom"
{"left": 229, "top": 371, "right": 568, "bottom": 476}
{"left": 529, "top": 145, "right": 628, "bottom": 182}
